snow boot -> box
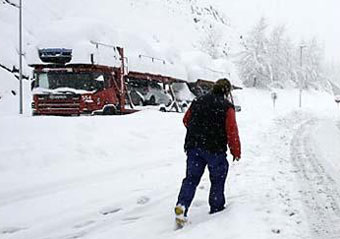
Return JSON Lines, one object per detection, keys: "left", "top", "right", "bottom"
{"left": 174, "top": 205, "right": 187, "bottom": 230}
{"left": 209, "top": 206, "right": 225, "bottom": 214}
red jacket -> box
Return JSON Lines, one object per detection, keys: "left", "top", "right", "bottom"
{"left": 183, "top": 106, "right": 241, "bottom": 158}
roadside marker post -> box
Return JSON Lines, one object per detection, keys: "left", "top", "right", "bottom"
{"left": 271, "top": 92, "right": 278, "bottom": 109}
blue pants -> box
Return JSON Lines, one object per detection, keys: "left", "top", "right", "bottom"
{"left": 176, "top": 148, "right": 229, "bottom": 215}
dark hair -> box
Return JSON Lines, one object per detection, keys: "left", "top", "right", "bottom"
{"left": 212, "top": 78, "right": 231, "bottom": 95}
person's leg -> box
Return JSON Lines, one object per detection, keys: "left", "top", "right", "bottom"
{"left": 176, "top": 148, "right": 207, "bottom": 215}
{"left": 206, "top": 151, "right": 229, "bottom": 213}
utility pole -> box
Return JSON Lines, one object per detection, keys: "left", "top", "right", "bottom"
{"left": 19, "top": 0, "right": 23, "bottom": 114}
{"left": 299, "top": 45, "right": 306, "bottom": 108}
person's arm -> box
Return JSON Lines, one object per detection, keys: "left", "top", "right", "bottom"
{"left": 225, "top": 108, "right": 241, "bottom": 159}
{"left": 183, "top": 106, "right": 192, "bottom": 128}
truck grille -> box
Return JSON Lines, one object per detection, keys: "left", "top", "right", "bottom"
{"left": 36, "top": 94, "right": 81, "bottom": 115}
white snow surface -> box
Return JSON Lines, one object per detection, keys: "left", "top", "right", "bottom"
{"left": 1, "top": 89, "right": 340, "bottom": 239}
{"left": 0, "top": 69, "right": 31, "bottom": 116}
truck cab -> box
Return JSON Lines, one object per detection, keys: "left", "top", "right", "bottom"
{"left": 30, "top": 48, "right": 128, "bottom": 116}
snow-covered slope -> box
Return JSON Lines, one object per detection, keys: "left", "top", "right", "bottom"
{"left": 0, "top": 68, "right": 32, "bottom": 115}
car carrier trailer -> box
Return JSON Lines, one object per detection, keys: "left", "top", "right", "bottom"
{"left": 30, "top": 44, "right": 190, "bottom": 116}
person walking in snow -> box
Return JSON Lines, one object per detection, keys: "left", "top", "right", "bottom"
{"left": 175, "top": 78, "right": 241, "bottom": 228}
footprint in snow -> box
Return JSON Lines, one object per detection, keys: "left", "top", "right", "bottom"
{"left": 123, "top": 216, "right": 140, "bottom": 221}
{"left": 121, "top": 216, "right": 141, "bottom": 225}
{"left": 100, "top": 207, "right": 122, "bottom": 216}
{"left": 63, "top": 231, "right": 87, "bottom": 239}
{"left": 1, "top": 227, "right": 26, "bottom": 234}
{"left": 73, "top": 220, "right": 96, "bottom": 229}
{"left": 137, "top": 196, "right": 150, "bottom": 205}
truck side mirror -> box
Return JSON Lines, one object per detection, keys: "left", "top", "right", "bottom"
{"left": 31, "top": 80, "right": 36, "bottom": 91}
{"left": 235, "top": 105, "right": 241, "bottom": 112}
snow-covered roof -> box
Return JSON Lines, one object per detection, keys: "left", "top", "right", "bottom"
{"left": 127, "top": 55, "right": 187, "bottom": 80}
{"left": 25, "top": 20, "right": 187, "bottom": 80}
{"left": 20, "top": 1, "right": 243, "bottom": 85}
{"left": 181, "top": 51, "right": 242, "bottom": 85}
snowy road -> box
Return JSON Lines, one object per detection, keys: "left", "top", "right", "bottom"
{"left": 264, "top": 113, "right": 340, "bottom": 239}
{"left": 290, "top": 119, "right": 340, "bottom": 238}
{"left": 1, "top": 91, "right": 340, "bottom": 239}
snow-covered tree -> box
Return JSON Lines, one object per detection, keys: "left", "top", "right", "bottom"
{"left": 238, "top": 18, "right": 329, "bottom": 90}
{"left": 198, "top": 24, "right": 226, "bottom": 59}
{"left": 301, "top": 38, "right": 328, "bottom": 90}
{"left": 267, "top": 25, "right": 298, "bottom": 88}
{"left": 237, "top": 17, "right": 272, "bottom": 88}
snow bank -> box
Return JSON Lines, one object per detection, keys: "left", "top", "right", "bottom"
{"left": 0, "top": 69, "right": 18, "bottom": 115}
{"left": 0, "top": 68, "right": 31, "bottom": 116}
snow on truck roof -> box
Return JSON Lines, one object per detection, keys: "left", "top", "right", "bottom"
{"left": 25, "top": 20, "right": 186, "bottom": 79}
{"left": 27, "top": 44, "right": 187, "bottom": 81}
{"left": 27, "top": 44, "right": 240, "bottom": 85}
{"left": 27, "top": 43, "right": 122, "bottom": 69}
{"left": 127, "top": 54, "right": 187, "bottom": 81}
{"left": 25, "top": 20, "right": 239, "bottom": 85}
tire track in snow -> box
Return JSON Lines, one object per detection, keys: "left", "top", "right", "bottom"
{"left": 290, "top": 119, "right": 340, "bottom": 239}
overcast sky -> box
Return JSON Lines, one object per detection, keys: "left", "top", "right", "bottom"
{"left": 216, "top": 0, "right": 340, "bottom": 64}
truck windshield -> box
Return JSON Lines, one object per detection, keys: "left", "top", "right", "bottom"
{"left": 35, "top": 72, "right": 105, "bottom": 91}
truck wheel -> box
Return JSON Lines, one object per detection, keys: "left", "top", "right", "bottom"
{"left": 103, "top": 106, "right": 116, "bottom": 115}
{"left": 136, "top": 97, "right": 143, "bottom": 106}
{"left": 149, "top": 96, "right": 156, "bottom": 105}
{"left": 159, "top": 106, "right": 166, "bottom": 112}
{"left": 131, "top": 90, "right": 143, "bottom": 106}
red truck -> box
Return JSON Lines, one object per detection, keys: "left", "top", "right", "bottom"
{"left": 30, "top": 46, "right": 190, "bottom": 116}
{"left": 30, "top": 47, "right": 138, "bottom": 116}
